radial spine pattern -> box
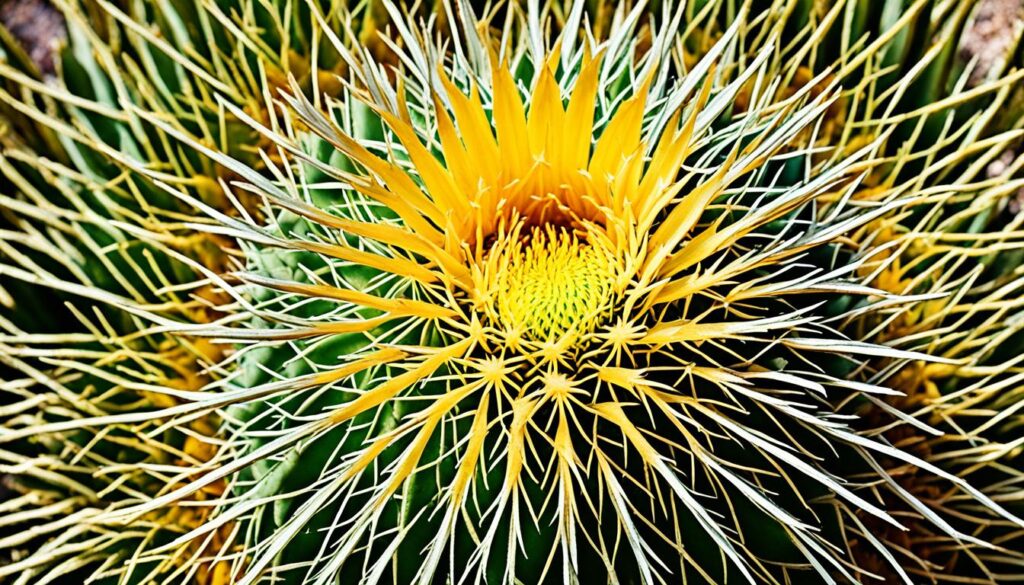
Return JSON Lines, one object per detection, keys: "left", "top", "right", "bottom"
{"left": 1, "top": 1, "right": 1023, "bottom": 584}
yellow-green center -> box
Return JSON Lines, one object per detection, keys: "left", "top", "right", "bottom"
{"left": 496, "top": 226, "right": 615, "bottom": 340}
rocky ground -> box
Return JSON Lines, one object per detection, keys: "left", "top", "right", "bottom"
{"left": 0, "top": 0, "right": 64, "bottom": 75}
{"left": 963, "top": 0, "right": 1024, "bottom": 84}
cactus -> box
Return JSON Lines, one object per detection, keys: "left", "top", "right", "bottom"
{"left": 1, "top": 1, "right": 1023, "bottom": 584}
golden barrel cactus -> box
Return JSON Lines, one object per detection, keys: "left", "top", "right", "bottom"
{"left": 0, "top": 0, "right": 1022, "bottom": 583}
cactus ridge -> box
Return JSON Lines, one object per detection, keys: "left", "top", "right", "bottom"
{"left": 0, "top": 1, "right": 1022, "bottom": 584}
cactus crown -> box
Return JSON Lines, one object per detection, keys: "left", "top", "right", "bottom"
{"left": 1, "top": 1, "right": 1023, "bottom": 584}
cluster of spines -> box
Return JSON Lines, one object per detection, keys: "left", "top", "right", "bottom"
{"left": 0, "top": 1, "right": 1021, "bottom": 584}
